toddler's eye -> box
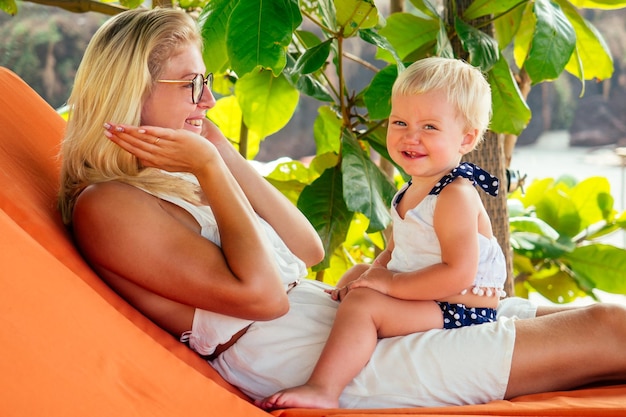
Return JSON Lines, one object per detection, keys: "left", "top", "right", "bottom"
{"left": 392, "top": 120, "right": 406, "bottom": 127}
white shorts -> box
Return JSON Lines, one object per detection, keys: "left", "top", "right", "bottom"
{"left": 210, "top": 280, "right": 537, "bottom": 408}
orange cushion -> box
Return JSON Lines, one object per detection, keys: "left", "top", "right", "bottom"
{"left": 0, "top": 66, "right": 262, "bottom": 416}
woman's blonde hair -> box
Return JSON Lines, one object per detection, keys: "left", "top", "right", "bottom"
{"left": 392, "top": 57, "right": 492, "bottom": 145}
{"left": 59, "top": 7, "right": 202, "bottom": 225}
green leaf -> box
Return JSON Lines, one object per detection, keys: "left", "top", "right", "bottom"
{"left": 296, "top": 75, "right": 334, "bottom": 102}
{"left": 565, "top": 244, "right": 626, "bottom": 294}
{"left": 341, "top": 130, "right": 395, "bottom": 232}
{"left": 0, "top": 0, "right": 17, "bottom": 15}
{"left": 120, "top": 0, "right": 143, "bottom": 10}
{"left": 569, "top": 0, "right": 626, "bottom": 9}
{"left": 556, "top": 0, "right": 613, "bottom": 81}
{"left": 524, "top": 0, "right": 576, "bottom": 83}
{"left": 227, "top": 0, "right": 300, "bottom": 76}
{"left": 199, "top": 0, "right": 234, "bottom": 74}
{"left": 513, "top": 2, "right": 536, "bottom": 69}
{"left": 207, "top": 96, "right": 263, "bottom": 155}
{"left": 526, "top": 269, "right": 587, "bottom": 303}
{"left": 363, "top": 64, "right": 397, "bottom": 120}
{"left": 313, "top": 106, "right": 342, "bottom": 155}
{"left": 509, "top": 217, "right": 560, "bottom": 240}
{"left": 378, "top": 12, "right": 439, "bottom": 62}
{"left": 510, "top": 231, "right": 573, "bottom": 259}
{"left": 493, "top": 2, "right": 526, "bottom": 48}
{"left": 488, "top": 55, "right": 531, "bottom": 135}
{"left": 535, "top": 187, "right": 581, "bottom": 238}
{"left": 298, "top": 166, "right": 354, "bottom": 271}
{"left": 519, "top": 177, "right": 555, "bottom": 208}
{"left": 454, "top": 17, "right": 499, "bottom": 72}
{"left": 236, "top": 70, "right": 299, "bottom": 140}
{"left": 359, "top": 29, "right": 405, "bottom": 71}
{"left": 408, "top": 0, "right": 440, "bottom": 19}
{"left": 464, "top": 0, "right": 525, "bottom": 20}
{"left": 292, "top": 38, "right": 332, "bottom": 75}
{"left": 264, "top": 160, "right": 311, "bottom": 205}
{"left": 570, "top": 177, "right": 613, "bottom": 228}
{"left": 334, "top": 0, "right": 379, "bottom": 37}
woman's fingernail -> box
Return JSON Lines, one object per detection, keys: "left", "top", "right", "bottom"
{"left": 103, "top": 130, "right": 113, "bottom": 138}
{"left": 103, "top": 122, "right": 111, "bottom": 130}
{"left": 138, "top": 129, "right": 146, "bottom": 134}
{"left": 115, "top": 126, "right": 124, "bottom": 132}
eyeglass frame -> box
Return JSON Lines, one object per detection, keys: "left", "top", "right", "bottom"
{"left": 156, "top": 73, "right": 213, "bottom": 104}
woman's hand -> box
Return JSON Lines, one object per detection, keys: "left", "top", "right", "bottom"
{"left": 104, "top": 122, "right": 220, "bottom": 176}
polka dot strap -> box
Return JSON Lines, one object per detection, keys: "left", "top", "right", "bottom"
{"left": 429, "top": 162, "right": 499, "bottom": 197}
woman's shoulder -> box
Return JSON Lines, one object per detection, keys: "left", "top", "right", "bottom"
{"left": 73, "top": 181, "right": 163, "bottom": 231}
{"left": 76, "top": 181, "right": 156, "bottom": 214}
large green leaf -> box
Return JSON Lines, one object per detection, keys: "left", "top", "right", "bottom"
{"left": 570, "top": 177, "right": 613, "bottom": 228}
{"left": 236, "top": 70, "right": 299, "bottom": 141}
{"left": 313, "top": 106, "right": 342, "bottom": 155}
{"left": 510, "top": 231, "right": 573, "bottom": 259}
{"left": 0, "top": 0, "right": 17, "bottom": 15}
{"left": 464, "top": 0, "right": 527, "bottom": 20}
{"left": 292, "top": 38, "right": 332, "bottom": 75}
{"left": 359, "top": 29, "right": 404, "bottom": 71}
{"left": 524, "top": 0, "right": 576, "bottom": 84}
{"left": 341, "top": 130, "right": 395, "bottom": 232}
{"left": 297, "top": 166, "right": 354, "bottom": 271}
{"left": 513, "top": 2, "right": 536, "bottom": 68}
{"left": 569, "top": 0, "right": 626, "bottom": 9}
{"left": 535, "top": 187, "right": 581, "bottom": 238}
{"left": 454, "top": 17, "right": 499, "bottom": 72}
{"left": 556, "top": 0, "right": 613, "bottom": 81}
{"left": 408, "top": 0, "right": 440, "bottom": 19}
{"left": 493, "top": 2, "right": 526, "bottom": 48}
{"left": 565, "top": 244, "right": 626, "bottom": 294}
{"left": 488, "top": 55, "right": 531, "bottom": 135}
{"left": 527, "top": 269, "right": 587, "bottom": 303}
{"left": 363, "top": 64, "right": 397, "bottom": 120}
{"left": 509, "top": 217, "right": 560, "bottom": 240}
{"left": 377, "top": 12, "right": 439, "bottom": 62}
{"left": 227, "top": 0, "right": 300, "bottom": 76}
{"left": 334, "top": 0, "right": 379, "bottom": 37}
{"left": 198, "top": 0, "right": 233, "bottom": 74}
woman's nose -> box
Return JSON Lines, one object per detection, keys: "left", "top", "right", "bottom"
{"left": 198, "top": 86, "right": 216, "bottom": 109}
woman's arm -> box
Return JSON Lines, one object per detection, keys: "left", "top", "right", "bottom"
{"left": 202, "top": 121, "right": 324, "bottom": 267}
{"left": 86, "top": 123, "right": 290, "bottom": 321}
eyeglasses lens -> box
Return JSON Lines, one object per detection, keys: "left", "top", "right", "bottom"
{"left": 192, "top": 73, "right": 213, "bottom": 104}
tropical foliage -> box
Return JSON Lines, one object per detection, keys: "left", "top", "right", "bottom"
{"left": 196, "top": 0, "right": 626, "bottom": 286}
{"left": 509, "top": 176, "right": 626, "bottom": 303}
{"left": 4, "top": 0, "right": 626, "bottom": 301}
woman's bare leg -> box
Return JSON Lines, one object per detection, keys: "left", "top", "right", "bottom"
{"left": 505, "top": 303, "right": 626, "bottom": 399}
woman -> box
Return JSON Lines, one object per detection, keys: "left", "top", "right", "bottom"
{"left": 59, "top": 7, "right": 626, "bottom": 409}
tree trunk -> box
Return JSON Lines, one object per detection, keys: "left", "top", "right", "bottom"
{"left": 446, "top": 0, "right": 515, "bottom": 296}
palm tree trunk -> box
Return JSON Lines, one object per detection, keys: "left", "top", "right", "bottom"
{"left": 446, "top": 0, "right": 515, "bottom": 296}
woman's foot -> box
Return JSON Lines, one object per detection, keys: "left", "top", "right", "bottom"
{"left": 255, "top": 384, "right": 339, "bottom": 410}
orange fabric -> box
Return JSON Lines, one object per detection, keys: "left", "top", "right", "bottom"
{"left": 0, "top": 66, "right": 624, "bottom": 416}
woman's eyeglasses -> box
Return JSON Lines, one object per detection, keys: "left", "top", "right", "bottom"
{"left": 156, "top": 73, "right": 213, "bottom": 104}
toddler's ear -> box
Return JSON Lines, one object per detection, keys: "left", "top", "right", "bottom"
{"left": 460, "top": 128, "right": 479, "bottom": 154}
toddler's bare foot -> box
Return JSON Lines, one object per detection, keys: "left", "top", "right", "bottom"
{"left": 255, "top": 384, "right": 339, "bottom": 410}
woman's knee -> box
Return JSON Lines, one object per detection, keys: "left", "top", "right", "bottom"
{"left": 585, "top": 303, "right": 626, "bottom": 338}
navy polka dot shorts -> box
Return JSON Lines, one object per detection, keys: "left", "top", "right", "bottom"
{"left": 436, "top": 301, "right": 497, "bottom": 329}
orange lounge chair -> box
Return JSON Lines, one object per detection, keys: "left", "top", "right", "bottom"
{"left": 1, "top": 66, "right": 624, "bottom": 417}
